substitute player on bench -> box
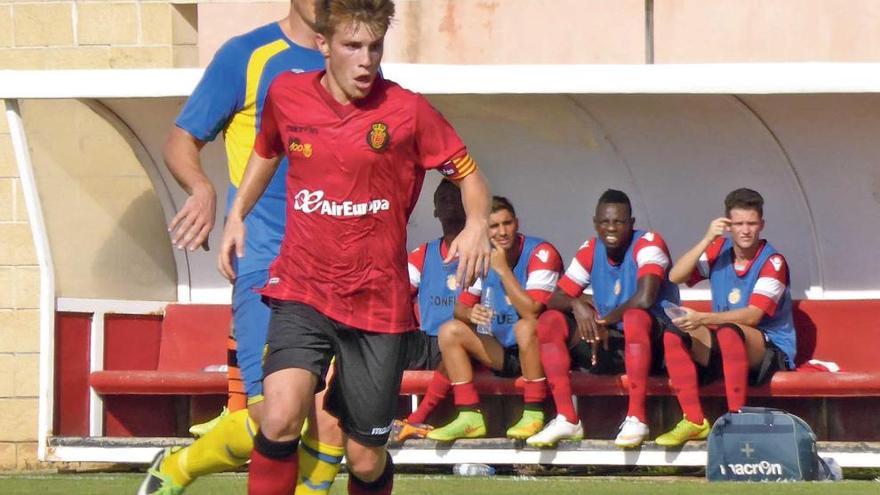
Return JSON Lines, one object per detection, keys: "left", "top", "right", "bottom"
{"left": 526, "top": 189, "right": 679, "bottom": 448}
{"left": 390, "top": 180, "right": 466, "bottom": 442}
{"left": 424, "top": 196, "right": 562, "bottom": 442}
{"left": 657, "top": 188, "right": 796, "bottom": 446}
{"left": 140, "top": 2, "right": 345, "bottom": 495}
{"left": 218, "top": 0, "right": 491, "bottom": 492}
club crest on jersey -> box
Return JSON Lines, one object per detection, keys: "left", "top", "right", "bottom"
{"left": 446, "top": 274, "right": 458, "bottom": 291}
{"left": 367, "top": 122, "right": 390, "bottom": 151}
{"left": 728, "top": 287, "right": 742, "bottom": 305}
{"left": 613, "top": 279, "right": 622, "bottom": 296}
{"left": 288, "top": 138, "right": 312, "bottom": 158}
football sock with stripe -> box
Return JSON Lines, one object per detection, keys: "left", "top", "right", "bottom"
{"left": 294, "top": 433, "right": 344, "bottom": 495}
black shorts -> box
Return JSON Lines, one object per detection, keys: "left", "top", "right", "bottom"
{"left": 263, "top": 299, "right": 412, "bottom": 446}
{"left": 695, "top": 330, "right": 790, "bottom": 386}
{"left": 561, "top": 311, "right": 666, "bottom": 376}
{"left": 404, "top": 332, "right": 442, "bottom": 370}
{"left": 494, "top": 345, "right": 522, "bottom": 378}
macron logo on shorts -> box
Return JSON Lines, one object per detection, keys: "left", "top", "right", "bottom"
{"left": 293, "top": 189, "right": 391, "bottom": 217}
{"left": 370, "top": 424, "right": 392, "bottom": 435}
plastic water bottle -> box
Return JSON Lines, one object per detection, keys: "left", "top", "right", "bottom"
{"left": 452, "top": 463, "right": 495, "bottom": 476}
{"left": 821, "top": 457, "right": 844, "bottom": 481}
{"left": 662, "top": 300, "right": 688, "bottom": 320}
{"left": 475, "top": 286, "right": 494, "bottom": 335}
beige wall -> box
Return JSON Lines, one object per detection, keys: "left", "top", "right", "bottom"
{"left": 0, "top": 0, "right": 195, "bottom": 471}
{"left": 22, "top": 99, "right": 178, "bottom": 302}
{"left": 0, "top": 99, "right": 41, "bottom": 471}
{"left": 654, "top": 0, "right": 880, "bottom": 63}
{"left": 0, "top": 1, "right": 199, "bottom": 69}
{"left": 196, "top": 0, "right": 880, "bottom": 66}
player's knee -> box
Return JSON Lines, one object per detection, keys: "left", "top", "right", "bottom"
{"left": 622, "top": 307, "right": 650, "bottom": 326}
{"left": 344, "top": 444, "right": 386, "bottom": 481}
{"left": 513, "top": 319, "right": 537, "bottom": 347}
{"left": 622, "top": 308, "right": 651, "bottom": 340}
{"left": 536, "top": 310, "right": 567, "bottom": 344}
{"left": 663, "top": 327, "right": 692, "bottom": 350}
{"left": 716, "top": 324, "right": 746, "bottom": 343}
{"left": 438, "top": 319, "right": 468, "bottom": 349}
{"left": 259, "top": 405, "right": 305, "bottom": 440}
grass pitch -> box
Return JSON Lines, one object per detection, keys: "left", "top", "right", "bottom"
{"left": 0, "top": 473, "right": 878, "bottom": 495}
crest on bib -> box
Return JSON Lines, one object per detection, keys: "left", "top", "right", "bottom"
{"left": 446, "top": 274, "right": 458, "bottom": 291}
{"left": 728, "top": 287, "right": 742, "bottom": 305}
{"left": 613, "top": 279, "right": 622, "bottom": 296}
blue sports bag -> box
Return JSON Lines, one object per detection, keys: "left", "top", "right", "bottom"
{"left": 706, "top": 407, "right": 822, "bottom": 481}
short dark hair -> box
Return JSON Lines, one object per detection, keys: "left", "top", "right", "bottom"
{"left": 596, "top": 189, "right": 632, "bottom": 217}
{"left": 491, "top": 195, "right": 515, "bottom": 216}
{"left": 316, "top": 0, "right": 395, "bottom": 38}
{"left": 724, "top": 188, "right": 764, "bottom": 217}
{"left": 433, "top": 179, "right": 461, "bottom": 207}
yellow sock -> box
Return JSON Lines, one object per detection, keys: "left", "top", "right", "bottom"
{"left": 160, "top": 408, "right": 256, "bottom": 487}
{"left": 295, "top": 433, "right": 344, "bottom": 495}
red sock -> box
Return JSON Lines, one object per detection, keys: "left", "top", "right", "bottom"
{"left": 622, "top": 309, "right": 652, "bottom": 422}
{"left": 407, "top": 371, "right": 451, "bottom": 424}
{"left": 663, "top": 331, "right": 705, "bottom": 424}
{"left": 522, "top": 377, "right": 547, "bottom": 406}
{"left": 348, "top": 453, "right": 394, "bottom": 495}
{"left": 248, "top": 431, "right": 299, "bottom": 495}
{"left": 537, "top": 310, "right": 577, "bottom": 423}
{"left": 452, "top": 381, "right": 480, "bottom": 409}
{"left": 716, "top": 324, "right": 749, "bottom": 412}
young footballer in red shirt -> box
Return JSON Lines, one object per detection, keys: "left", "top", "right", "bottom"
{"left": 219, "top": 1, "right": 491, "bottom": 493}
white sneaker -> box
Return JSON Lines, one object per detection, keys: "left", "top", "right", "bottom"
{"left": 526, "top": 415, "right": 584, "bottom": 447}
{"left": 614, "top": 416, "right": 649, "bottom": 448}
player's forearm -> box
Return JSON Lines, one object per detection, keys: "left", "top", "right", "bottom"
{"left": 698, "top": 305, "right": 763, "bottom": 328}
{"left": 457, "top": 171, "right": 490, "bottom": 229}
{"left": 163, "top": 127, "right": 213, "bottom": 196}
{"left": 497, "top": 269, "right": 543, "bottom": 319}
{"left": 669, "top": 237, "right": 713, "bottom": 284}
{"left": 227, "top": 151, "right": 280, "bottom": 221}
{"left": 453, "top": 302, "right": 473, "bottom": 323}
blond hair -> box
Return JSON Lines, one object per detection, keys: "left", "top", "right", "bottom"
{"left": 315, "top": 0, "right": 395, "bottom": 38}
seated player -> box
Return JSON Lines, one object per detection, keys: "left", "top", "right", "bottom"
{"left": 526, "top": 189, "right": 680, "bottom": 448}
{"left": 657, "top": 188, "right": 796, "bottom": 446}
{"left": 424, "top": 196, "right": 562, "bottom": 442}
{"left": 391, "top": 180, "right": 466, "bottom": 442}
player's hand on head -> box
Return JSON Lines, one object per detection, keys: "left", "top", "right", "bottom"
{"left": 218, "top": 216, "right": 245, "bottom": 281}
{"left": 704, "top": 217, "right": 731, "bottom": 242}
{"left": 169, "top": 183, "right": 216, "bottom": 252}
{"left": 446, "top": 221, "right": 491, "bottom": 289}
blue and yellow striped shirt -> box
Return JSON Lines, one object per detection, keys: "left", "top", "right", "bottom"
{"left": 176, "top": 22, "right": 324, "bottom": 276}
